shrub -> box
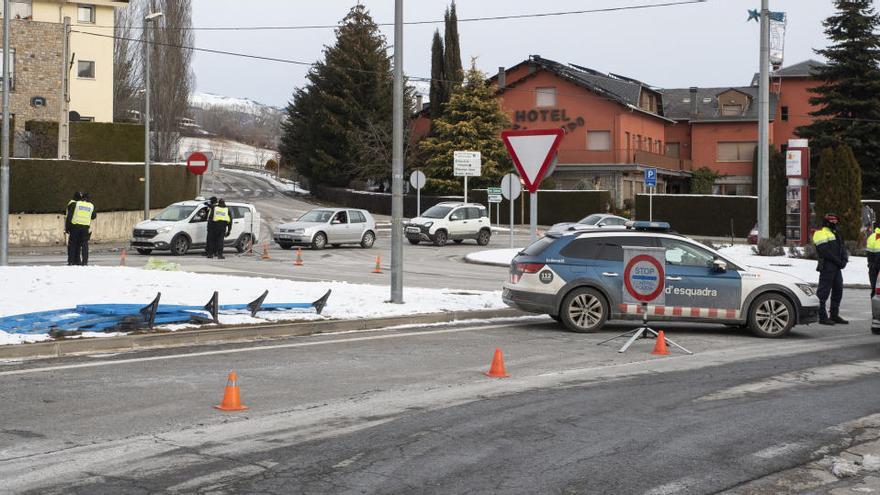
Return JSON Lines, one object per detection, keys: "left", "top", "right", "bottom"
{"left": 752, "top": 234, "right": 785, "bottom": 256}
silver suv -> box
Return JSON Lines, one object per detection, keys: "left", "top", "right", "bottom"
{"left": 405, "top": 202, "right": 491, "bottom": 246}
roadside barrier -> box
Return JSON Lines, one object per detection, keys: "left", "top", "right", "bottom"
{"left": 294, "top": 248, "right": 304, "bottom": 266}
{"left": 484, "top": 348, "right": 510, "bottom": 378}
{"left": 372, "top": 256, "right": 382, "bottom": 274}
{"left": 260, "top": 241, "right": 271, "bottom": 260}
{"left": 651, "top": 331, "right": 670, "bottom": 355}
{"left": 214, "top": 371, "right": 248, "bottom": 411}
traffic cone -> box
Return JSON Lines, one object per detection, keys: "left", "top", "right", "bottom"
{"left": 294, "top": 248, "right": 304, "bottom": 266}
{"left": 213, "top": 371, "right": 249, "bottom": 411}
{"left": 652, "top": 331, "right": 670, "bottom": 356}
{"left": 120, "top": 248, "right": 127, "bottom": 266}
{"left": 260, "top": 241, "right": 271, "bottom": 260}
{"left": 372, "top": 256, "right": 382, "bottom": 274}
{"left": 484, "top": 348, "right": 510, "bottom": 378}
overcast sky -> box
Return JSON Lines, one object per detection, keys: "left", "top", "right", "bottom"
{"left": 190, "top": 0, "right": 836, "bottom": 108}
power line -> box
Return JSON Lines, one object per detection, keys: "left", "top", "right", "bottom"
{"left": 90, "top": 0, "right": 708, "bottom": 30}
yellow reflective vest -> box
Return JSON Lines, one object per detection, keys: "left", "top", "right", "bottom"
{"left": 212, "top": 206, "right": 231, "bottom": 223}
{"left": 867, "top": 228, "right": 880, "bottom": 254}
{"left": 71, "top": 201, "right": 94, "bottom": 226}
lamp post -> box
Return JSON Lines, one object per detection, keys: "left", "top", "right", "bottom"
{"left": 0, "top": 0, "right": 10, "bottom": 265}
{"left": 143, "top": 11, "right": 163, "bottom": 221}
{"left": 390, "top": 0, "right": 403, "bottom": 303}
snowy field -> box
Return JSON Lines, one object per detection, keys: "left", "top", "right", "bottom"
{"left": 222, "top": 168, "right": 309, "bottom": 194}
{"left": 0, "top": 266, "right": 503, "bottom": 346}
{"left": 179, "top": 136, "right": 278, "bottom": 168}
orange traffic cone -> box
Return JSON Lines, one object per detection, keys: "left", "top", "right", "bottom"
{"left": 372, "top": 256, "right": 382, "bottom": 274}
{"left": 260, "top": 241, "right": 271, "bottom": 260}
{"left": 294, "top": 248, "right": 304, "bottom": 266}
{"left": 484, "top": 348, "right": 510, "bottom": 378}
{"left": 213, "top": 371, "right": 249, "bottom": 411}
{"left": 652, "top": 331, "right": 670, "bottom": 356}
{"left": 120, "top": 248, "right": 127, "bottom": 266}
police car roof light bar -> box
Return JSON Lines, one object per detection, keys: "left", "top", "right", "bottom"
{"left": 625, "top": 221, "right": 671, "bottom": 231}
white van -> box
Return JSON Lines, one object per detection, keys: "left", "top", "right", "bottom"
{"left": 130, "top": 199, "right": 261, "bottom": 256}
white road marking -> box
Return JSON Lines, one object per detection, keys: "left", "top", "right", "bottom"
{"left": 0, "top": 323, "right": 524, "bottom": 376}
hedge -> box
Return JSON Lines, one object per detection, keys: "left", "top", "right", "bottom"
{"left": 10, "top": 159, "right": 198, "bottom": 213}
{"left": 24, "top": 121, "right": 144, "bottom": 162}
{"left": 634, "top": 194, "right": 756, "bottom": 237}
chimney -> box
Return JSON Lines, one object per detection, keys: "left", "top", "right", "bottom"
{"left": 497, "top": 67, "right": 506, "bottom": 89}
{"left": 528, "top": 54, "right": 539, "bottom": 74}
{"left": 415, "top": 94, "right": 423, "bottom": 112}
{"left": 689, "top": 87, "right": 698, "bottom": 117}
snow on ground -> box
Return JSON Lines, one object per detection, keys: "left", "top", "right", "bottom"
{"left": 222, "top": 168, "right": 309, "bottom": 194}
{"left": 179, "top": 136, "right": 278, "bottom": 168}
{"left": 466, "top": 248, "right": 519, "bottom": 267}
{"left": 190, "top": 92, "right": 278, "bottom": 113}
{"left": 0, "top": 266, "right": 503, "bottom": 346}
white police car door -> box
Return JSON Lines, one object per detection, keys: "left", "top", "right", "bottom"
{"left": 190, "top": 206, "right": 209, "bottom": 246}
{"left": 659, "top": 237, "right": 742, "bottom": 319}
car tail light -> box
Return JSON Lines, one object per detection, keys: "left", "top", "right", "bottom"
{"left": 875, "top": 286, "right": 880, "bottom": 296}
{"left": 516, "top": 262, "right": 545, "bottom": 274}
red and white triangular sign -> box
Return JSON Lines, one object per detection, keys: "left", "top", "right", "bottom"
{"left": 501, "top": 129, "right": 565, "bottom": 193}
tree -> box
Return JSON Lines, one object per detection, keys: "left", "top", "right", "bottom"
{"left": 418, "top": 62, "right": 511, "bottom": 194}
{"left": 443, "top": 2, "right": 463, "bottom": 92}
{"left": 280, "top": 5, "right": 402, "bottom": 187}
{"left": 428, "top": 30, "right": 446, "bottom": 118}
{"left": 113, "top": 5, "right": 139, "bottom": 122}
{"left": 690, "top": 167, "right": 722, "bottom": 194}
{"left": 796, "top": 0, "right": 880, "bottom": 195}
{"left": 751, "top": 146, "right": 787, "bottom": 236}
{"left": 815, "top": 144, "right": 862, "bottom": 240}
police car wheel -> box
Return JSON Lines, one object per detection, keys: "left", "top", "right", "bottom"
{"left": 748, "top": 293, "right": 795, "bottom": 338}
{"left": 170, "top": 235, "right": 190, "bottom": 256}
{"left": 560, "top": 288, "right": 608, "bottom": 333}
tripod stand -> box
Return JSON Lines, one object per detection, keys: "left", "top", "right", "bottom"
{"left": 597, "top": 302, "right": 693, "bottom": 354}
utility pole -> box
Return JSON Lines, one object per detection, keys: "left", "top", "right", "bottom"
{"left": 143, "top": 12, "right": 163, "bottom": 220}
{"left": 0, "top": 0, "right": 10, "bottom": 266}
{"left": 58, "top": 16, "right": 70, "bottom": 159}
{"left": 390, "top": 0, "right": 404, "bottom": 303}
{"left": 757, "top": 0, "right": 770, "bottom": 239}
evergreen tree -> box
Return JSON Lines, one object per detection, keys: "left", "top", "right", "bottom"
{"left": 279, "top": 5, "right": 396, "bottom": 187}
{"left": 797, "top": 0, "right": 880, "bottom": 195}
{"left": 443, "top": 2, "right": 464, "bottom": 92}
{"left": 835, "top": 144, "right": 863, "bottom": 239}
{"left": 814, "top": 147, "right": 837, "bottom": 229}
{"left": 419, "top": 63, "right": 511, "bottom": 194}
{"left": 429, "top": 30, "right": 446, "bottom": 118}
{"left": 751, "top": 146, "right": 787, "bottom": 236}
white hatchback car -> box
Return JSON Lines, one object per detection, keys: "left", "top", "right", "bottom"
{"left": 131, "top": 199, "right": 261, "bottom": 256}
{"left": 273, "top": 208, "right": 377, "bottom": 249}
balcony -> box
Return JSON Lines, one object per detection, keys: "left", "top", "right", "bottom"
{"left": 555, "top": 149, "right": 693, "bottom": 171}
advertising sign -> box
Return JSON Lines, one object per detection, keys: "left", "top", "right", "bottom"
{"left": 622, "top": 246, "right": 666, "bottom": 305}
{"left": 453, "top": 151, "right": 481, "bottom": 177}
{"left": 785, "top": 149, "right": 802, "bottom": 177}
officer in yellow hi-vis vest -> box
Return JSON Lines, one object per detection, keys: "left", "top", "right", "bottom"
{"left": 867, "top": 227, "right": 880, "bottom": 298}
{"left": 208, "top": 198, "right": 233, "bottom": 259}
{"left": 64, "top": 191, "right": 83, "bottom": 265}
{"left": 813, "top": 213, "right": 848, "bottom": 325}
{"left": 66, "top": 192, "right": 96, "bottom": 266}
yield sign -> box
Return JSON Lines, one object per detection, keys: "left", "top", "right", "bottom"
{"left": 501, "top": 129, "right": 564, "bottom": 193}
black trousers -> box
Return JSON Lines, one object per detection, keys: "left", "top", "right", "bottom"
{"left": 68, "top": 226, "right": 90, "bottom": 265}
{"left": 817, "top": 269, "right": 844, "bottom": 317}
{"left": 870, "top": 264, "right": 879, "bottom": 298}
{"left": 205, "top": 223, "right": 216, "bottom": 255}
{"left": 209, "top": 222, "right": 227, "bottom": 257}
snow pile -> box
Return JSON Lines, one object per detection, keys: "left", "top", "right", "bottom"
{"left": 179, "top": 137, "right": 278, "bottom": 168}
{"left": 466, "top": 248, "right": 520, "bottom": 267}
{"left": 717, "top": 245, "right": 869, "bottom": 286}
{"left": 0, "top": 266, "right": 503, "bottom": 346}
{"left": 223, "top": 168, "right": 309, "bottom": 194}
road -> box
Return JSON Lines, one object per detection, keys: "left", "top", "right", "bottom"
{"left": 0, "top": 292, "right": 877, "bottom": 494}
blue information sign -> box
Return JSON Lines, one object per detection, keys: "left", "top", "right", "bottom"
{"left": 644, "top": 168, "right": 657, "bottom": 187}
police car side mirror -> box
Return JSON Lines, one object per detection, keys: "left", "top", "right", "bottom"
{"left": 712, "top": 259, "right": 728, "bottom": 273}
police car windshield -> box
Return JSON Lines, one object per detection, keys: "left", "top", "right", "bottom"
{"left": 422, "top": 205, "right": 453, "bottom": 219}
{"left": 577, "top": 214, "right": 604, "bottom": 225}
{"left": 155, "top": 205, "right": 197, "bottom": 221}
{"left": 299, "top": 210, "right": 334, "bottom": 223}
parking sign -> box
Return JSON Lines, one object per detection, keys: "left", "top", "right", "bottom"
{"left": 644, "top": 168, "right": 657, "bottom": 187}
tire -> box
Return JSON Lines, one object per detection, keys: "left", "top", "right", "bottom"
{"left": 331, "top": 243, "right": 341, "bottom": 248}
{"left": 748, "top": 292, "right": 795, "bottom": 338}
{"left": 408, "top": 239, "right": 420, "bottom": 245}
{"left": 312, "top": 232, "right": 327, "bottom": 250}
{"left": 476, "top": 229, "right": 491, "bottom": 246}
{"left": 136, "top": 248, "right": 152, "bottom": 255}
{"left": 235, "top": 234, "right": 251, "bottom": 254}
{"left": 559, "top": 287, "right": 608, "bottom": 333}
{"left": 170, "top": 234, "right": 190, "bottom": 256}
{"left": 360, "top": 230, "right": 376, "bottom": 248}
{"left": 278, "top": 243, "right": 293, "bottom": 250}
{"left": 453, "top": 239, "right": 464, "bottom": 244}
{"left": 433, "top": 230, "right": 448, "bottom": 247}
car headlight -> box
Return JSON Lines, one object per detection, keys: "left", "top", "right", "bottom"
{"left": 796, "top": 283, "right": 816, "bottom": 297}
{"left": 156, "top": 226, "right": 174, "bottom": 233}
{"left": 423, "top": 221, "right": 433, "bottom": 228}
{"left": 292, "top": 228, "right": 305, "bottom": 234}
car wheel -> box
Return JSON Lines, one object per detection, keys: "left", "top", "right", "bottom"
{"left": 408, "top": 239, "right": 420, "bottom": 245}
{"left": 361, "top": 230, "right": 376, "bottom": 248}
{"left": 560, "top": 287, "right": 608, "bottom": 333}
{"left": 278, "top": 243, "right": 293, "bottom": 250}
{"left": 312, "top": 232, "right": 327, "bottom": 250}
{"left": 453, "top": 239, "right": 463, "bottom": 244}
{"left": 235, "top": 234, "right": 251, "bottom": 254}
{"left": 748, "top": 293, "right": 795, "bottom": 338}
{"left": 136, "top": 248, "right": 152, "bottom": 255}
{"left": 433, "top": 230, "right": 448, "bottom": 247}
{"left": 476, "top": 229, "right": 491, "bottom": 246}
{"left": 170, "top": 234, "right": 190, "bottom": 256}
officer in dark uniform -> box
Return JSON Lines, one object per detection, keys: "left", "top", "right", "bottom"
{"left": 67, "top": 192, "right": 96, "bottom": 266}
{"left": 208, "top": 199, "right": 233, "bottom": 259}
{"left": 813, "top": 212, "right": 848, "bottom": 325}
{"left": 203, "top": 196, "right": 218, "bottom": 257}
{"left": 65, "top": 191, "right": 83, "bottom": 265}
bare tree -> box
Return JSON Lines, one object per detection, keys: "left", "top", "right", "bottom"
{"left": 113, "top": 4, "right": 139, "bottom": 122}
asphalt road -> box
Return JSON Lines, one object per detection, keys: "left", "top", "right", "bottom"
{"left": 0, "top": 290, "right": 877, "bottom": 494}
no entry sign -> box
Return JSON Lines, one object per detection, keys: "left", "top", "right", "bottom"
{"left": 622, "top": 247, "right": 667, "bottom": 305}
{"left": 186, "top": 151, "right": 209, "bottom": 175}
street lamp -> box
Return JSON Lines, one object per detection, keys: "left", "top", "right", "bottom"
{"left": 143, "top": 11, "right": 163, "bottom": 220}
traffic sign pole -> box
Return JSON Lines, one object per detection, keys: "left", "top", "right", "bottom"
{"left": 501, "top": 173, "right": 521, "bottom": 249}
{"left": 464, "top": 175, "right": 468, "bottom": 204}
{"left": 530, "top": 192, "right": 537, "bottom": 242}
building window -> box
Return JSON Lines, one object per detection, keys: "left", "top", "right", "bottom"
{"left": 647, "top": 138, "right": 653, "bottom": 152}
{"left": 0, "top": 48, "right": 14, "bottom": 90}
{"left": 77, "top": 60, "right": 95, "bottom": 79}
{"left": 717, "top": 141, "right": 757, "bottom": 162}
{"left": 77, "top": 5, "right": 95, "bottom": 23}
{"left": 535, "top": 87, "right": 556, "bottom": 107}
{"left": 587, "top": 131, "right": 611, "bottom": 151}
{"left": 721, "top": 104, "right": 743, "bottom": 116}
{"left": 666, "top": 142, "right": 680, "bottom": 158}
{"left": 781, "top": 106, "right": 789, "bottom": 121}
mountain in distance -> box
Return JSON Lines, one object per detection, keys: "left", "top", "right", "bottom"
{"left": 189, "top": 92, "right": 284, "bottom": 149}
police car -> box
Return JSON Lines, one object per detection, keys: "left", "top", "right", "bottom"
{"left": 502, "top": 222, "right": 820, "bottom": 338}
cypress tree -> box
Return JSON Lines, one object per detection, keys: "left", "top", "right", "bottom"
{"left": 443, "top": 1, "right": 464, "bottom": 92}
{"left": 769, "top": 147, "right": 786, "bottom": 237}
{"left": 814, "top": 147, "right": 838, "bottom": 231}
{"left": 429, "top": 30, "right": 446, "bottom": 118}
{"left": 797, "top": 0, "right": 880, "bottom": 196}
{"left": 835, "top": 144, "right": 863, "bottom": 240}
{"left": 419, "top": 63, "right": 511, "bottom": 194}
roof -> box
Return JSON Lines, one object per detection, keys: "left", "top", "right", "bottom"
{"left": 750, "top": 59, "right": 826, "bottom": 85}
{"left": 660, "top": 86, "right": 778, "bottom": 123}
{"left": 494, "top": 56, "right": 674, "bottom": 123}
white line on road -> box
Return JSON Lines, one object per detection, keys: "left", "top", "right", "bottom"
{"left": 0, "top": 323, "right": 524, "bottom": 377}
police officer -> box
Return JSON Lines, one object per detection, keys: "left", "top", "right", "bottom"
{"left": 813, "top": 212, "right": 848, "bottom": 325}
{"left": 67, "top": 192, "right": 96, "bottom": 266}
{"left": 203, "top": 196, "right": 218, "bottom": 257}
{"left": 867, "top": 226, "right": 880, "bottom": 298}
{"left": 65, "top": 191, "right": 83, "bottom": 265}
{"left": 208, "top": 199, "right": 233, "bottom": 259}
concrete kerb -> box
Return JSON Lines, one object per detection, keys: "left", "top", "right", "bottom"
{"left": 0, "top": 308, "right": 526, "bottom": 361}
